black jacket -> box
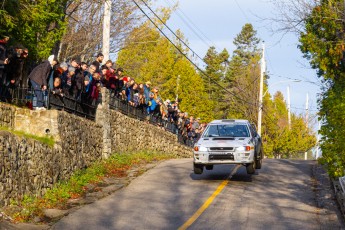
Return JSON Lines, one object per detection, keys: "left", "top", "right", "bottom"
{"left": 28, "top": 61, "right": 51, "bottom": 86}
{"left": 0, "top": 43, "right": 7, "bottom": 66}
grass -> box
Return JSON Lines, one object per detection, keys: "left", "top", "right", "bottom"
{"left": 4, "top": 151, "right": 176, "bottom": 222}
{"left": 0, "top": 126, "right": 55, "bottom": 147}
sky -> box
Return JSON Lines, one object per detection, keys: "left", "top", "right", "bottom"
{"left": 151, "top": 0, "right": 320, "bottom": 125}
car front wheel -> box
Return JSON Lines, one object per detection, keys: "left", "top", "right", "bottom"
{"left": 246, "top": 162, "right": 256, "bottom": 174}
{"left": 194, "top": 163, "right": 204, "bottom": 174}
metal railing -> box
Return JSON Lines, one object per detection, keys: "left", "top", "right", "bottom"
{"left": 47, "top": 93, "right": 97, "bottom": 120}
{"left": 2, "top": 86, "right": 97, "bottom": 120}
{"left": 109, "top": 95, "right": 177, "bottom": 133}
{"left": 1, "top": 87, "right": 35, "bottom": 107}
{"left": 108, "top": 94, "right": 195, "bottom": 147}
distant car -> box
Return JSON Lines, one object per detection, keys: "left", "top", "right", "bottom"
{"left": 193, "top": 119, "right": 263, "bottom": 175}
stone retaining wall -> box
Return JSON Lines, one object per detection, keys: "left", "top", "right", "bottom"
{"left": 0, "top": 103, "right": 15, "bottom": 128}
{"left": 0, "top": 111, "right": 104, "bottom": 206}
{"left": 109, "top": 110, "right": 192, "bottom": 158}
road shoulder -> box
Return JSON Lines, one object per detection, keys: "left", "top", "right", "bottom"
{"left": 312, "top": 162, "right": 345, "bottom": 229}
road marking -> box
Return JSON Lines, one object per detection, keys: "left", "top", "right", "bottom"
{"left": 178, "top": 165, "right": 241, "bottom": 230}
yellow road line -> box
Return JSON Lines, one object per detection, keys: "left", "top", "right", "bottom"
{"left": 178, "top": 180, "right": 228, "bottom": 230}
{"left": 178, "top": 165, "right": 240, "bottom": 230}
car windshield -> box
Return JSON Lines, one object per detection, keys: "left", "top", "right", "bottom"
{"left": 203, "top": 124, "right": 250, "bottom": 138}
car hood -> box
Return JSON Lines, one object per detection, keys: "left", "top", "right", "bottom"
{"left": 196, "top": 137, "right": 252, "bottom": 147}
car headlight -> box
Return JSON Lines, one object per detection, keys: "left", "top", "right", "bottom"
{"left": 236, "top": 146, "right": 246, "bottom": 151}
{"left": 236, "top": 146, "right": 252, "bottom": 151}
{"left": 194, "top": 146, "right": 208, "bottom": 151}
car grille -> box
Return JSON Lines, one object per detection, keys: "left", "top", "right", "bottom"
{"left": 209, "top": 147, "right": 234, "bottom": 151}
{"left": 209, "top": 154, "right": 234, "bottom": 161}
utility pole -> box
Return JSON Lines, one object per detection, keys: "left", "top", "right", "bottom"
{"left": 102, "top": 0, "right": 112, "bottom": 63}
{"left": 257, "top": 43, "right": 265, "bottom": 136}
{"left": 287, "top": 86, "right": 291, "bottom": 130}
{"left": 305, "top": 93, "right": 309, "bottom": 129}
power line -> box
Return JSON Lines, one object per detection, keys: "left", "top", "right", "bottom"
{"left": 234, "top": 0, "right": 250, "bottom": 21}
{"left": 162, "top": 0, "right": 211, "bottom": 48}
{"left": 132, "top": 0, "right": 257, "bottom": 107}
{"left": 163, "top": 0, "right": 219, "bottom": 50}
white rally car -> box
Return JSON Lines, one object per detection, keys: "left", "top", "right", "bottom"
{"left": 193, "top": 119, "right": 263, "bottom": 175}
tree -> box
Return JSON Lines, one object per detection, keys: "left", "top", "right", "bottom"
{"left": 262, "top": 91, "right": 316, "bottom": 158}
{"left": 223, "top": 23, "right": 262, "bottom": 122}
{"left": 1, "top": 0, "right": 68, "bottom": 60}
{"left": 298, "top": 0, "right": 345, "bottom": 177}
{"left": 202, "top": 46, "right": 229, "bottom": 118}
{"left": 58, "top": 0, "right": 152, "bottom": 62}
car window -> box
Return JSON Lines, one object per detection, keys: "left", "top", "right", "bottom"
{"left": 203, "top": 124, "right": 250, "bottom": 137}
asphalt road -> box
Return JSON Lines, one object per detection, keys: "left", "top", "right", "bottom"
{"left": 52, "top": 158, "right": 344, "bottom": 230}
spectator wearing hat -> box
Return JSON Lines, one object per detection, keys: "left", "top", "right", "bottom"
{"left": 92, "top": 53, "right": 104, "bottom": 73}
{"left": 28, "top": 54, "right": 58, "bottom": 110}
{"left": 58, "top": 62, "right": 68, "bottom": 87}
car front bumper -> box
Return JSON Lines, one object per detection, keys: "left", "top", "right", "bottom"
{"left": 193, "top": 151, "right": 255, "bottom": 165}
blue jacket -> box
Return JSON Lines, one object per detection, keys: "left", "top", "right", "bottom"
{"left": 147, "top": 98, "right": 157, "bottom": 114}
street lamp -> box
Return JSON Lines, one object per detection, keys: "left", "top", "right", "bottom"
{"left": 258, "top": 79, "right": 301, "bottom": 136}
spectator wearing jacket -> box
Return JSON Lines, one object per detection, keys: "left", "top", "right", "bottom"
{"left": 59, "top": 62, "right": 68, "bottom": 87}
{"left": 143, "top": 81, "right": 151, "bottom": 105}
{"left": 114, "top": 68, "right": 124, "bottom": 96}
{"left": 5, "top": 46, "right": 28, "bottom": 87}
{"left": 28, "top": 54, "right": 58, "bottom": 110}
{"left": 147, "top": 92, "right": 157, "bottom": 115}
{"left": 0, "top": 36, "right": 9, "bottom": 95}
{"left": 92, "top": 53, "right": 104, "bottom": 73}
{"left": 90, "top": 72, "right": 101, "bottom": 105}
{"left": 1, "top": 46, "right": 28, "bottom": 101}
{"left": 51, "top": 77, "right": 64, "bottom": 97}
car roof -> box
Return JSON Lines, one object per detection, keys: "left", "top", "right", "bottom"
{"left": 208, "top": 119, "right": 250, "bottom": 125}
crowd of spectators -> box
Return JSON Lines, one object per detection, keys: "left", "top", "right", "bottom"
{"left": 0, "top": 36, "right": 207, "bottom": 144}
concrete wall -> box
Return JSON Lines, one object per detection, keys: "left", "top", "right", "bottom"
{"left": 0, "top": 91, "right": 192, "bottom": 205}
